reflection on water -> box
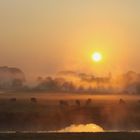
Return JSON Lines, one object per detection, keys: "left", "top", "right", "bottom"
{"left": 56, "top": 123, "right": 104, "bottom": 133}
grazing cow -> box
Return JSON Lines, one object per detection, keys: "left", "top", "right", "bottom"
{"left": 10, "top": 98, "right": 17, "bottom": 102}
{"left": 75, "top": 99, "right": 80, "bottom": 107}
{"left": 30, "top": 97, "right": 37, "bottom": 103}
{"left": 119, "top": 98, "right": 126, "bottom": 105}
{"left": 59, "top": 100, "right": 69, "bottom": 108}
{"left": 85, "top": 98, "right": 92, "bottom": 106}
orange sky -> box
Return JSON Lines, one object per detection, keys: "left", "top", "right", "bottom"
{"left": 0, "top": 0, "right": 140, "bottom": 79}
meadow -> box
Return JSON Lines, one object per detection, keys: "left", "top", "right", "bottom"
{"left": 0, "top": 92, "right": 139, "bottom": 132}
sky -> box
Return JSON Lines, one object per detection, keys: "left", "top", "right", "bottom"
{"left": 0, "top": 0, "right": 140, "bottom": 79}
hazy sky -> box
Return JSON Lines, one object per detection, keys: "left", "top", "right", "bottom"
{"left": 0, "top": 0, "right": 140, "bottom": 79}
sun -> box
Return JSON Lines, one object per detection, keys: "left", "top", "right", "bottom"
{"left": 92, "top": 52, "right": 102, "bottom": 62}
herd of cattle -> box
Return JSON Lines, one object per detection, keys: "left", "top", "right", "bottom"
{"left": 8, "top": 97, "right": 140, "bottom": 107}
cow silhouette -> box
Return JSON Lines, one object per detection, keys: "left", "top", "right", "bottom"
{"left": 10, "top": 98, "right": 17, "bottom": 102}
{"left": 119, "top": 98, "right": 126, "bottom": 105}
{"left": 75, "top": 99, "right": 80, "bottom": 107}
{"left": 85, "top": 98, "right": 92, "bottom": 106}
{"left": 30, "top": 97, "right": 37, "bottom": 103}
{"left": 59, "top": 100, "right": 69, "bottom": 108}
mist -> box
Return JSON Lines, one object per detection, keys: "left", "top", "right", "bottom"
{"left": 0, "top": 66, "right": 140, "bottom": 95}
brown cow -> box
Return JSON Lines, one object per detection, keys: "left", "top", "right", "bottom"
{"left": 30, "top": 97, "right": 37, "bottom": 103}
{"left": 75, "top": 99, "right": 80, "bottom": 107}
{"left": 119, "top": 98, "right": 126, "bottom": 105}
{"left": 85, "top": 98, "right": 92, "bottom": 106}
{"left": 59, "top": 100, "right": 69, "bottom": 107}
{"left": 10, "top": 98, "right": 17, "bottom": 102}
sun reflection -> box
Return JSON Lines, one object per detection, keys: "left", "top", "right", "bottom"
{"left": 57, "top": 123, "right": 104, "bottom": 132}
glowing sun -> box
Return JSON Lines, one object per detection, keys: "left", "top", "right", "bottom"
{"left": 92, "top": 52, "right": 102, "bottom": 62}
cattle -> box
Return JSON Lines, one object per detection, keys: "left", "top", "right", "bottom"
{"left": 75, "top": 99, "right": 80, "bottom": 107}
{"left": 85, "top": 98, "right": 92, "bottom": 106}
{"left": 10, "top": 98, "right": 17, "bottom": 102}
{"left": 30, "top": 97, "right": 37, "bottom": 103}
{"left": 59, "top": 100, "right": 69, "bottom": 108}
{"left": 119, "top": 98, "right": 126, "bottom": 105}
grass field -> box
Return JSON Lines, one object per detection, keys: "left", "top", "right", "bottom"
{"left": 0, "top": 92, "right": 140, "bottom": 132}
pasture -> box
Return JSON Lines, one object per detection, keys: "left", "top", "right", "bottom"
{"left": 0, "top": 92, "right": 139, "bottom": 132}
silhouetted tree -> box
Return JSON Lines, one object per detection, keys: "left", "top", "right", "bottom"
{"left": 12, "top": 79, "right": 23, "bottom": 89}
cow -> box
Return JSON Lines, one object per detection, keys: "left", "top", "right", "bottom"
{"left": 85, "top": 98, "right": 92, "bottom": 106}
{"left": 59, "top": 100, "right": 69, "bottom": 108}
{"left": 30, "top": 97, "right": 37, "bottom": 103}
{"left": 75, "top": 99, "right": 81, "bottom": 107}
{"left": 119, "top": 98, "right": 126, "bottom": 105}
{"left": 10, "top": 98, "right": 17, "bottom": 102}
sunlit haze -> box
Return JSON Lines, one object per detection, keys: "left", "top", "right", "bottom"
{"left": 0, "top": 0, "right": 140, "bottom": 80}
